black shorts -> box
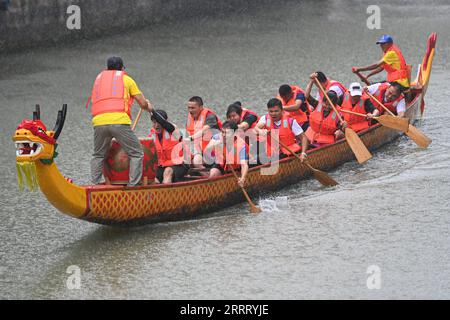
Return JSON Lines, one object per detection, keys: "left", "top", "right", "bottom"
{"left": 156, "top": 165, "right": 189, "bottom": 183}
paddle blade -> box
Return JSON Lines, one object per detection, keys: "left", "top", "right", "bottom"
{"left": 377, "top": 115, "right": 410, "bottom": 132}
{"left": 406, "top": 124, "right": 432, "bottom": 148}
{"left": 312, "top": 170, "right": 339, "bottom": 187}
{"left": 345, "top": 128, "right": 372, "bottom": 164}
{"left": 250, "top": 205, "right": 262, "bottom": 214}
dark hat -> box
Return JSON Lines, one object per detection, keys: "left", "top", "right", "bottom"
{"left": 107, "top": 56, "right": 124, "bottom": 70}
{"left": 151, "top": 110, "right": 168, "bottom": 121}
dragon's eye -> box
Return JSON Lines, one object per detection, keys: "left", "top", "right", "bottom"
{"left": 37, "top": 127, "right": 46, "bottom": 134}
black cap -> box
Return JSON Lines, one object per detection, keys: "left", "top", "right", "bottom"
{"left": 107, "top": 56, "right": 124, "bottom": 70}
{"left": 151, "top": 110, "right": 168, "bottom": 121}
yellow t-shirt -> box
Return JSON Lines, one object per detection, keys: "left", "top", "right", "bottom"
{"left": 382, "top": 51, "right": 409, "bottom": 88}
{"left": 92, "top": 74, "right": 142, "bottom": 126}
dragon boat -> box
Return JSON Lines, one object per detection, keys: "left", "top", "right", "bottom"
{"left": 12, "top": 33, "right": 437, "bottom": 227}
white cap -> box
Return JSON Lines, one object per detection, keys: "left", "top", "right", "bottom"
{"left": 349, "top": 82, "right": 362, "bottom": 97}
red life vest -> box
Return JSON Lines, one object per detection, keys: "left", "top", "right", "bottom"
{"left": 306, "top": 103, "right": 339, "bottom": 145}
{"left": 215, "top": 136, "right": 248, "bottom": 171}
{"left": 264, "top": 112, "right": 301, "bottom": 156}
{"left": 277, "top": 85, "right": 308, "bottom": 123}
{"left": 370, "top": 82, "right": 405, "bottom": 115}
{"left": 341, "top": 92, "right": 370, "bottom": 133}
{"left": 149, "top": 128, "right": 184, "bottom": 167}
{"left": 88, "top": 70, "right": 134, "bottom": 118}
{"left": 319, "top": 79, "right": 347, "bottom": 100}
{"left": 240, "top": 107, "right": 260, "bottom": 129}
{"left": 382, "top": 44, "right": 409, "bottom": 82}
{"left": 186, "top": 107, "right": 223, "bottom": 153}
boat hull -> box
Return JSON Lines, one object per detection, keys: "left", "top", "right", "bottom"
{"left": 79, "top": 94, "right": 422, "bottom": 226}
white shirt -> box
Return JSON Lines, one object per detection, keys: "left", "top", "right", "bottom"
{"left": 367, "top": 83, "right": 406, "bottom": 113}
{"left": 315, "top": 84, "right": 344, "bottom": 101}
{"left": 257, "top": 115, "right": 304, "bottom": 136}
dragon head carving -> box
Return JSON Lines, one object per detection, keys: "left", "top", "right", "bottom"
{"left": 12, "top": 104, "right": 66, "bottom": 163}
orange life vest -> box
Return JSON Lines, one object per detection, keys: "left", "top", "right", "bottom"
{"left": 341, "top": 92, "right": 370, "bottom": 133}
{"left": 240, "top": 107, "right": 260, "bottom": 129}
{"left": 264, "top": 112, "right": 301, "bottom": 156}
{"left": 370, "top": 82, "right": 405, "bottom": 115}
{"left": 88, "top": 70, "right": 134, "bottom": 118}
{"left": 215, "top": 136, "right": 248, "bottom": 171}
{"left": 306, "top": 103, "right": 339, "bottom": 145}
{"left": 277, "top": 85, "right": 308, "bottom": 123}
{"left": 186, "top": 107, "right": 223, "bottom": 153}
{"left": 319, "top": 79, "right": 347, "bottom": 100}
{"left": 149, "top": 128, "right": 184, "bottom": 167}
{"left": 382, "top": 44, "right": 409, "bottom": 83}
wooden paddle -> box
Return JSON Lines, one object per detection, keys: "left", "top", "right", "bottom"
{"left": 228, "top": 165, "right": 261, "bottom": 214}
{"left": 131, "top": 108, "right": 143, "bottom": 131}
{"left": 314, "top": 78, "right": 372, "bottom": 164}
{"left": 276, "top": 139, "right": 338, "bottom": 187}
{"left": 365, "top": 90, "right": 432, "bottom": 148}
{"left": 354, "top": 70, "right": 371, "bottom": 86}
{"left": 340, "top": 109, "right": 410, "bottom": 132}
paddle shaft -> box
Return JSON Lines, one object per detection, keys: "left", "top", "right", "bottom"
{"left": 228, "top": 165, "right": 260, "bottom": 213}
{"left": 365, "top": 91, "right": 395, "bottom": 116}
{"left": 355, "top": 70, "right": 372, "bottom": 86}
{"left": 340, "top": 109, "right": 372, "bottom": 118}
{"left": 131, "top": 108, "right": 143, "bottom": 131}
{"left": 314, "top": 78, "right": 344, "bottom": 123}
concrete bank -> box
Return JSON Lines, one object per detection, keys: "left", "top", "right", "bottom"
{"left": 0, "top": 0, "right": 254, "bottom": 53}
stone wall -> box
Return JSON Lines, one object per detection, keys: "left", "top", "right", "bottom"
{"left": 0, "top": 0, "right": 250, "bottom": 52}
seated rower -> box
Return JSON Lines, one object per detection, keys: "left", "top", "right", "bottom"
{"left": 365, "top": 82, "right": 406, "bottom": 117}
{"left": 205, "top": 121, "right": 249, "bottom": 187}
{"left": 148, "top": 108, "right": 188, "bottom": 184}
{"left": 277, "top": 84, "right": 309, "bottom": 131}
{"left": 307, "top": 71, "right": 347, "bottom": 106}
{"left": 341, "top": 82, "right": 380, "bottom": 133}
{"left": 226, "top": 101, "right": 259, "bottom": 131}
{"left": 186, "top": 96, "right": 222, "bottom": 168}
{"left": 304, "top": 87, "right": 348, "bottom": 147}
{"left": 255, "top": 98, "right": 309, "bottom": 161}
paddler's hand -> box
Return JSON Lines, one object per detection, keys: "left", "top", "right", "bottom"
{"left": 258, "top": 129, "right": 269, "bottom": 136}
{"left": 352, "top": 66, "right": 359, "bottom": 73}
{"left": 300, "top": 152, "right": 307, "bottom": 163}
{"left": 238, "top": 176, "right": 246, "bottom": 188}
{"left": 309, "top": 72, "right": 318, "bottom": 80}
{"left": 366, "top": 113, "right": 375, "bottom": 120}
{"left": 340, "top": 120, "right": 348, "bottom": 130}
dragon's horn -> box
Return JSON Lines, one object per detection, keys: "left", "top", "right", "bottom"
{"left": 53, "top": 104, "right": 67, "bottom": 140}
{"left": 33, "top": 104, "right": 41, "bottom": 120}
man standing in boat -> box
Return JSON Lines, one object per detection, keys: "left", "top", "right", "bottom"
{"left": 364, "top": 82, "right": 407, "bottom": 118}
{"left": 255, "top": 98, "right": 309, "bottom": 161}
{"left": 277, "top": 84, "right": 310, "bottom": 131}
{"left": 148, "top": 108, "right": 188, "bottom": 184}
{"left": 87, "top": 56, "right": 152, "bottom": 186}
{"left": 352, "top": 34, "right": 410, "bottom": 90}
{"left": 305, "top": 74, "right": 347, "bottom": 147}
{"left": 185, "top": 96, "right": 222, "bottom": 169}
{"left": 341, "top": 82, "right": 380, "bottom": 132}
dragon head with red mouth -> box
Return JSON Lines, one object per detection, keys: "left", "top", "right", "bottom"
{"left": 12, "top": 104, "right": 67, "bottom": 163}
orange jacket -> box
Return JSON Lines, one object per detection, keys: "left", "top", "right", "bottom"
{"left": 186, "top": 107, "right": 223, "bottom": 153}
{"left": 277, "top": 85, "right": 308, "bottom": 123}
{"left": 240, "top": 107, "right": 260, "bottom": 129}
{"left": 215, "top": 136, "right": 248, "bottom": 171}
{"left": 382, "top": 44, "right": 409, "bottom": 82}
{"left": 341, "top": 92, "right": 371, "bottom": 132}
{"left": 264, "top": 112, "right": 301, "bottom": 156}
{"left": 150, "top": 128, "right": 184, "bottom": 167}
{"left": 370, "top": 82, "right": 404, "bottom": 115}
{"left": 89, "top": 70, "right": 133, "bottom": 117}
{"left": 319, "top": 80, "right": 347, "bottom": 100}
{"left": 306, "top": 103, "right": 340, "bottom": 145}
